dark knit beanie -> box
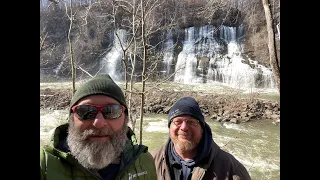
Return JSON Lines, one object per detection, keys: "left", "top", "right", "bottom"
{"left": 69, "top": 74, "right": 127, "bottom": 113}
{"left": 168, "top": 96, "right": 205, "bottom": 128}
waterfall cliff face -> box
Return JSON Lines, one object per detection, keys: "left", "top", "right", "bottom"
{"left": 100, "top": 25, "right": 275, "bottom": 90}
{"left": 163, "top": 24, "right": 275, "bottom": 89}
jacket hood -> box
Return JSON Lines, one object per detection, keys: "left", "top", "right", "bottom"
{"left": 194, "top": 122, "right": 214, "bottom": 163}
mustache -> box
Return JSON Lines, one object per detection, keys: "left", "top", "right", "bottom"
{"left": 177, "top": 131, "right": 193, "bottom": 136}
{"left": 80, "top": 128, "right": 114, "bottom": 140}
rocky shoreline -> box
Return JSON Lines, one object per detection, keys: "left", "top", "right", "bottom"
{"left": 40, "top": 88, "right": 280, "bottom": 125}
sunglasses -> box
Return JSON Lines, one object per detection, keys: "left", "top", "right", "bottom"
{"left": 71, "top": 104, "right": 125, "bottom": 120}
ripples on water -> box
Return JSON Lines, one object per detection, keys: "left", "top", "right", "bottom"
{"left": 40, "top": 111, "right": 279, "bottom": 180}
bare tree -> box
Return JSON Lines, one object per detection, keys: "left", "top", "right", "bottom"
{"left": 123, "top": 0, "right": 141, "bottom": 133}
{"left": 262, "top": 0, "right": 280, "bottom": 93}
{"left": 64, "top": 0, "right": 77, "bottom": 94}
{"left": 109, "top": 0, "right": 177, "bottom": 143}
{"left": 136, "top": 0, "right": 179, "bottom": 144}
{"left": 107, "top": 0, "right": 140, "bottom": 132}
{"left": 138, "top": 0, "right": 147, "bottom": 144}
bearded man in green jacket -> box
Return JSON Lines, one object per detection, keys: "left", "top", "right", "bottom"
{"left": 151, "top": 96, "right": 251, "bottom": 180}
{"left": 40, "top": 74, "right": 156, "bottom": 180}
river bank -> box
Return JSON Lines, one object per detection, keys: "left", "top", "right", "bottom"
{"left": 40, "top": 86, "right": 280, "bottom": 125}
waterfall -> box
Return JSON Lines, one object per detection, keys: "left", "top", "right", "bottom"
{"left": 99, "top": 29, "right": 126, "bottom": 81}
{"left": 97, "top": 25, "right": 275, "bottom": 90}
{"left": 209, "top": 42, "right": 257, "bottom": 88}
{"left": 207, "top": 40, "right": 275, "bottom": 89}
{"left": 54, "top": 60, "right": 64, "bottom": 76}
{"left": 168, "top": 24, "right": 275, "bottom": 89}
{"left": 174, "top": 27, "right": 199, "bottom": 83}
{"left": 162, "top": 30, "right": 174, "bottom": 76}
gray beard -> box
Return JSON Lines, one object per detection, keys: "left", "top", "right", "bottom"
{"left": 67, "top": 120, "right": 127, "bottom": 170}
{"left": 170, "top": 134, "right": 196, "bottom": 153}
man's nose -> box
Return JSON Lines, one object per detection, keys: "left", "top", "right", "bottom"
{"left": 92, "top": 112, "right": 108, "bottom": 129}
{"left": 179, "top": 120, "right": 189, "bottom": 130}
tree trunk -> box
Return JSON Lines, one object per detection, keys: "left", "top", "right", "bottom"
{"left": 66, "top": 0, "right": 76, "bottom": 94}
{"left": 128, "top": 0, "right": 137, "bottom": 132}
{"left": 139, "top": 0, "right": 146, "bottom": 144}
{"left": 262, "top": 0, "right": 280, "bottom": 93}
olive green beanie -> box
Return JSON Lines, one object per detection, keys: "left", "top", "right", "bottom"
{"left": 69, "top": 74, "right": 127, "bottom": 113}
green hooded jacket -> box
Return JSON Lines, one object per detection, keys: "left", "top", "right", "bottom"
{"left": 40, "top": 123, "right": 157, "bottom": 180}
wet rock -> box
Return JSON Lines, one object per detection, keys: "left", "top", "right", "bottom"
{"left": 40, "top": 88, "right": 280, "bottom": 124}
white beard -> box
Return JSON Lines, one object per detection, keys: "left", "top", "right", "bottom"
{"left": 67, "top": 121, "right": 127, "bottom": 170}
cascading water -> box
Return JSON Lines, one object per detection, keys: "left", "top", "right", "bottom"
{"left": 99, "top": 29, "right": 126, "bottom": 82}
{"left": 174, "top": 27, "right": 199, "bottom": 83}
{"left": 209, "top": 42, "right": 258, "bottom": 89}
{"left": 162, "top": 30, "right": 174, "bottom": 76}
{"left": 99, "top": 25, "right": 275, "bottom": 90}
{"left": 207, "top": 26, "right": 275, "bottom": 89}
{"left": 54, "top": 60, "right": 64, "bottom": 76}
{"left": 168, "top": 25, "right": 275, "bottom": 89}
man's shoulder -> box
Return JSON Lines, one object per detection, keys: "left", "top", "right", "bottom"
{"left": 136, "top": 148, "right": 154, "bottom": 161}
{"left": 150, "top": 144, "right": 166, "bottom": 158}
{"left": 40, "top": 145, "right": 53, "bottom": 155}
{"left": 123, "top": 143, "right": 154, "bottom": 163}
{"left": 40, "top": 145, "right": 62, "bottom": 164}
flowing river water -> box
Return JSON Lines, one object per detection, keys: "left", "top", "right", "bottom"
{"left": 40, "top": 110, "right": 280, "bottom": 180}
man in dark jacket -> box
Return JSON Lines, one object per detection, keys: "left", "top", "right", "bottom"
{"left": 151, "top": 96, "right": 251, "bottom": 180}
{"left": 40, "top": 74, "right": 156, "bottom": 180}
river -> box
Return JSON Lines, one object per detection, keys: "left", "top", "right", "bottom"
{"left": 40, "top": 110, "right": 280, "bottom": 180}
